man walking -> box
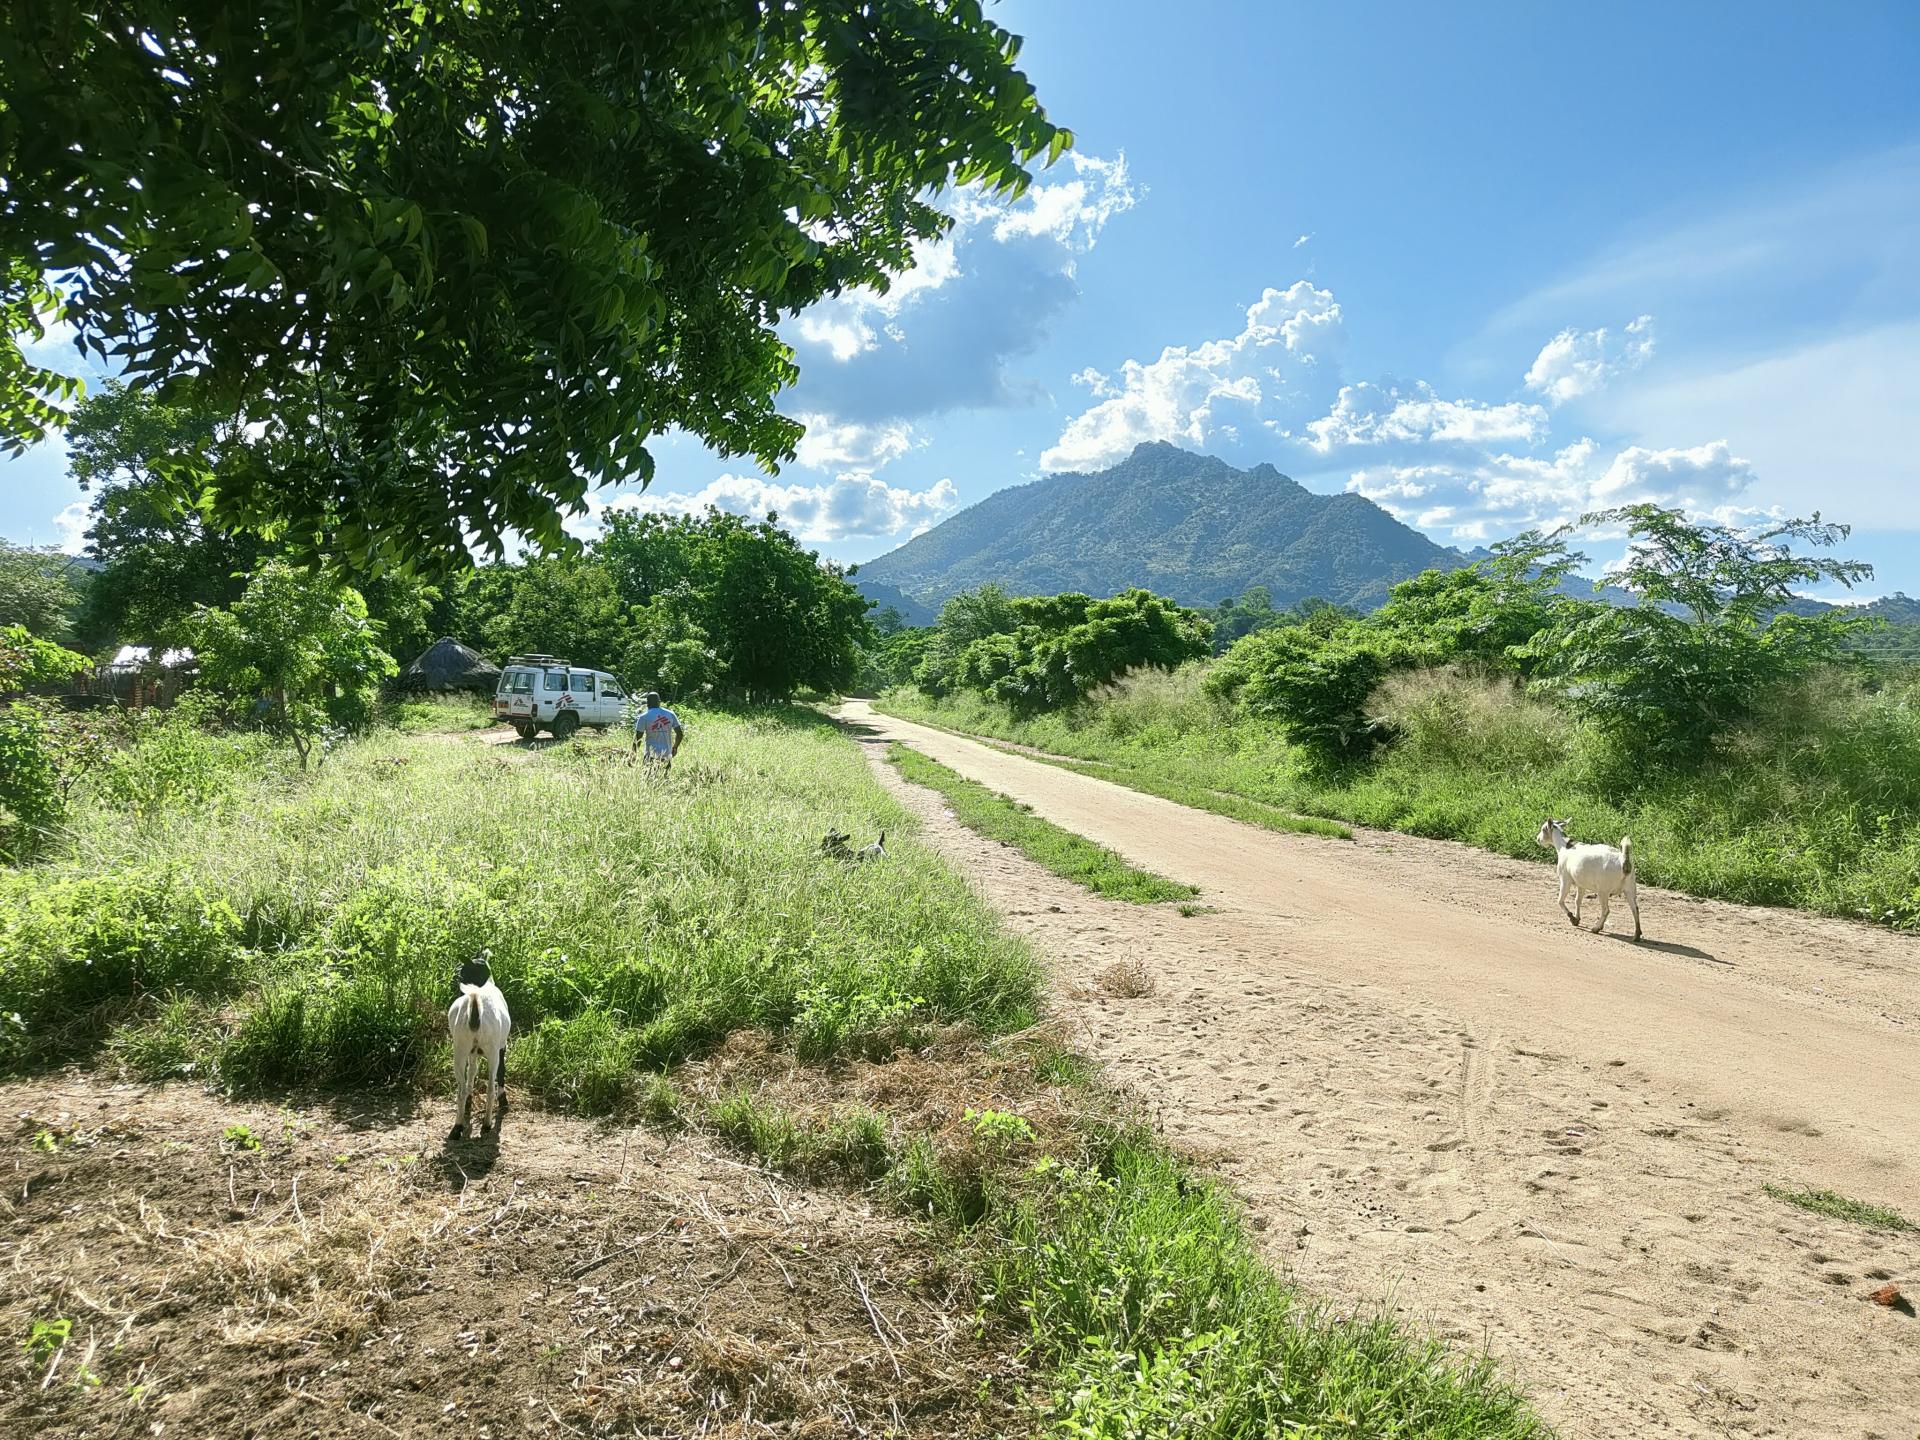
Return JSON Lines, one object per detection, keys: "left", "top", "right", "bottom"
{"left": 631, "top": 691, "right": 685, "bottom": 771}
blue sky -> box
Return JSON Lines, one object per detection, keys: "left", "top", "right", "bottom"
{"left": 9, "top": 1, "right": 1919, "bottom": 598}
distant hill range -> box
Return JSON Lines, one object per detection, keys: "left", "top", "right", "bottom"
{"left": 852, "top": 441, "right": 1918, "bottom": 639}
{"left": 856, "top": 442, "right": 1461, "bottom": 615}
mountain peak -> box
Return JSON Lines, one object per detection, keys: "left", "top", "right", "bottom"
{"left": 858, "top": 444, "right": 1461, "bottom": 613}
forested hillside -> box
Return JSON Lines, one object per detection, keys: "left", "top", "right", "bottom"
{"left": 857, "top": 441, "right": 1462, "bottom": 612}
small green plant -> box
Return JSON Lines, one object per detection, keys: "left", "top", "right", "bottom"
{"left": 707, "top": 1090, "right": 807, "bottom": 1171}
{"left": 818, "top": 1108, "right": 893, "bottom": 1180}
{"left": 222, "top": 1123, "right": 260, "bottom": 1152}
{"left": 23, "top": 1316, "right": 72, "bottom": 1364}
{"left": 1031, "top": 1043, "right": 1094, "bottom": 1087}
{"left": 639, "top": 1072, "right": 685, "bottom": 1130}
{"left": 30, "top": 1127, "right": 58, "bottom": 1152}
{"left": 967, "top": 1108, "right": 1037, "bottom": 1148}
{"left": 1764, "top": 1182, "right": 1913, "bottom": 1233}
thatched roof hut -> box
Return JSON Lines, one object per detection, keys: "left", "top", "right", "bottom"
{"left": 395, "top": 637, "right": 501, "bottom": 693}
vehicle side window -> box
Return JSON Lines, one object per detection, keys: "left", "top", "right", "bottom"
{"left": 506, "top": 672, "right": 532, "bottom": 694}
{"left": 569, "top": 673, "right": 594, "bottom": 694}
{"left": 544, "top": 671, "right": 568, "bottom": 692}
{"left": 601, "top": 682, "right": 623, "bottom": 700}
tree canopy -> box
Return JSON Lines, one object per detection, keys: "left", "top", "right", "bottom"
{"left": 1524, "top": 505, "right": 1874, "bottom": 757}
{"left": 911, "top": 585, "right": 1213, "bottom": 718}
{"left": 0, "top": 543, "right": 87, "bottom": 643}
{"left": 191, "top": 561, "right": 396, "bottom": 766}
{"left": 2, "top": 1, "right": 1068, "bottom": 567}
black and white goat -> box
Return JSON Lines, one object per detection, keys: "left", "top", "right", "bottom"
{"left": 448, "top": 958, "right": 512, "bottom": 1141}
{"left": 1535, "top": 818, "right": 1642, "bottom": 941}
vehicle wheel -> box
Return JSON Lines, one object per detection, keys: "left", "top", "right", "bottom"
{"left": 552, "top": 710, "right": 581, "bottom": 740}
{"left": 513, "top": 722, "right": 538, "bottom": 741}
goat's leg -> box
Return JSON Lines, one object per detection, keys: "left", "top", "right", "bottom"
{"left": 495, "top": 1043, "right": 508, "bottom": 1121}
{"left": 480, "top": 1049, "right": 497, "bottom": 1133}
{"left": 1592, "top": 891, "right": 1610, "bottom": 933}
{"left": 449, "top": 1053, "right": 471, "bottom": 1142}
{"left": 1625, "top": 875, "right": 1642, "bottom": 941}
{"left": 1570, "top": 887, "right": 1583, "bottom": 927}
{"left": 1559, "top": 874, "right": 1579, "bottom": 925}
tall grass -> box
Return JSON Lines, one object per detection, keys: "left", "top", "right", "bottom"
{"left": 881, "top": 665, "right": 1920, "bottom": 928}
{"left": 0, "top": 709, "right": 1039, "bottom": 1094}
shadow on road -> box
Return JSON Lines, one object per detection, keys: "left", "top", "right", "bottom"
{"left": 1614, "top": 933, "right": 1729, "bottom": 965}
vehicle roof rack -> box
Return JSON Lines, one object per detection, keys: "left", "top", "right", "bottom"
{"left": 506, "top": 654, "right": 569, "bottom": 667}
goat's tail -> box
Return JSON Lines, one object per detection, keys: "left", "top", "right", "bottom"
{"left": 460, "top": 984, "right": 483, "bottom": 1031}
{"left": 1621, "top": 837, "right": 1633, "bottom": 876}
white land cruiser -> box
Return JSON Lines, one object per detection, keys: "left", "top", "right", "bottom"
{"left": 493, "top": 655, "right": 629, "bottom": 740}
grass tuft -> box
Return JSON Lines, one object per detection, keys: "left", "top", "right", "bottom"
{"left": 1764, "top": 1182, "right": 1914, "bottom": 1232}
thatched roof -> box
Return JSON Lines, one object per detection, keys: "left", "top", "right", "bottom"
{"left": 395, "top": 636, "right": 501, "bottom": 692}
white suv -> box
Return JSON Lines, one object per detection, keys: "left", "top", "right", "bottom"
{"left": 493, "top": 656, "right": 629, "bottom": 740}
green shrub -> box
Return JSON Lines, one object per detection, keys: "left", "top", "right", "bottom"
{"left": 515, "top": 1010, "right": 645, "bottom": 1116}
{"left": 97, "top": 698, "right": 266, "bottom": 811}
{"left": 1206, "top": 622, "right": 1406, "bottom": 763}
{"left": 0, "top": 874, "right": 247, "bottom": 1064}
{"left": 108, "top": 993, "right": 226, "bottom": 1081}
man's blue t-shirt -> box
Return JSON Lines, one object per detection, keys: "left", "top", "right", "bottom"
{"left": 634, "top": 705, "right": 680, "bottom": 756}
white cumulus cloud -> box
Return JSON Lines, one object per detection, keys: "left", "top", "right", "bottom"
{"left": 1305, "top": 381, "right": 1548, "bottom": 454}
{"left": 784, "top": 152, "right": 1139, "bottom": 424}
{"left": 1040, "top": 281, "right": 1345, "bottom": 471}
{"left": 1523, "top": 315, "right": 1655, "bottom": 405}
{"left": 602, "top": 472, "right": 960, "bottom": 544}
{"left": 52, "top": 499, "right": 91, "bottom": 555}
{"left": 791, "top": 414, "right": 918, "bottom": 471}
{"left": 1344, "top": 435, "right": 1758, "bottom": 544}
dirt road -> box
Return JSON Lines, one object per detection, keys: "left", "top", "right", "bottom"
{"left": 845, "top": 700, "right": 1920, "bottom": 1440}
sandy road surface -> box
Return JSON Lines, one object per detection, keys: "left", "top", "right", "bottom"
{"left": 844, "top": 700, "right": 1920, "bottom": 1440}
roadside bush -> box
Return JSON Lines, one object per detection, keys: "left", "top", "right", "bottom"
{"left": 1206, "top": 623, "right": 1407, "bottom": 763}
{"left": 0, "top": 873, "right": 248, "bottom": 1064}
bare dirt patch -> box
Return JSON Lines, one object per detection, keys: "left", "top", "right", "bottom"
{"left": 0, "top": 1070, "right": 1030, "bottom": 1439}
{"left": 852, "top": 702, "right": 1920, "bottom": 1440}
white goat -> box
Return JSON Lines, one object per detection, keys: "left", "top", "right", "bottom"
{"left": 1535, "top": 818, "right": 1641, "bottom": 941}
{"left": 448, "top": 972, "right": 512, "bottom": 1141}
{"left": 856, "top": 830, "right": 887, "bottom": 862}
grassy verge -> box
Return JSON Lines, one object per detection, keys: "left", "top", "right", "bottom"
{"left": 1764, "top": 1182, "right": 1914, "bottom": 1233}
{"left": 885, "top": 742, "right": 1200, "bottom": 903}
{"left": 1, "top": 706, "right": 1546, "bottom": 1434}
{"left": 878, "top": 668, "right": 1920, "bottom": 929}
{"left": 661, "top": 1038, "right": 1548, "bottom": 1437}
{"left": 881, "top": 698, "right": 1352, "bottom": 841}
